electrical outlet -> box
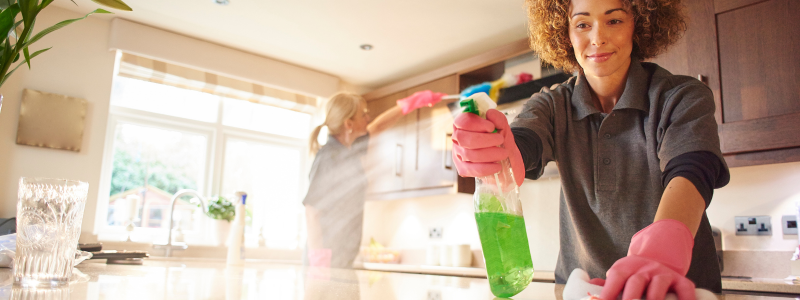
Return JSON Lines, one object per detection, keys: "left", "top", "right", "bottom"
{"left": 427, "top": 290, "right": 442, "bottom": 300}
{"left": 429, "top": 227, "right": 442, "bottom": 239}
{"left": 734, "top": 216, "right": 772, "bottom": 236}
{"left": 782, "top": 215, "right": 798, "bottom": 235}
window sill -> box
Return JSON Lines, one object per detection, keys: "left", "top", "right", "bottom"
{"left": 98, "top": 241, "right": 303, "bottom": 262}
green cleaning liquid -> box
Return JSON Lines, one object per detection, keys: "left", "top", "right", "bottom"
{"left": 475, "top": 212, "right": 534, "bottom": 298}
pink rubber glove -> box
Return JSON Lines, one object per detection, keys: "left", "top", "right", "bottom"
{"left": 308, "top": 248, "right": 332, "bottom": 268}
{"left": 600, "top": 219, "right": 696, "bottom": 300}
{"left": 397, "top": 90, "right": 447, "bottom": 115}
{"left": 452, "top": 109, "right": 525, "bottom": 186}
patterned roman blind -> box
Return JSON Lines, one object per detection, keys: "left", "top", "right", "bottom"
{"left": 116, "top": 52, "right": 319, "bottom": 113}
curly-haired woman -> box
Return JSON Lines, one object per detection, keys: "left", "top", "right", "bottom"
{"left": 452, "top": 0, "right": 730, "bottom": 299}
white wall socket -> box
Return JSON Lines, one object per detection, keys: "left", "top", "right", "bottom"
{"left": 429, "top": 227, "right": 442, "bottom": 239}
{"left": 782, "top": 215, "right": 798, "bottom": 235}
{"left": 734, "top": 216, "right": 772, "bottom": 236}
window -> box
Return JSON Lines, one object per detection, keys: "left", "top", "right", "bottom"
{"left": 98, "top": 73, "right": 311, "bottom": 248}
{"left": 220, "top": 138, "right": 304, "bottom": 249}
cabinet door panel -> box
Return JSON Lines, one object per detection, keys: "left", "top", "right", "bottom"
{"left": 717, "top": 0, "right": 800, "bottom": 123}
{"left": 714, "top": 0, "right": 770, "bottom": 13}
{"left": 404, "top": 75, "right": 459, "bottom": 190}
{"left": 365, "top": 91, "right": 407, "bottom": 194}
{"left": 649, "top": 0, "right": 722, "bottom": 123}
{"left": 715, "top": 0, "right": 800, "bottom": 154}
{"left": 720, "top": 112, "right": 800, "bottom": 153}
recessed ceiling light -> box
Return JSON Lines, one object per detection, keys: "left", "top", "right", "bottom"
{"left": 360, "top": 44, "right": 373, "bottom": 51}
{"left": 213, "top": 0, "right": 229, "bottom": 5}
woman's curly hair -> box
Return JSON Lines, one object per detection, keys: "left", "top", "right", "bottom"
{"left": 526, "top": 0, "right": 687, "bottom": 72}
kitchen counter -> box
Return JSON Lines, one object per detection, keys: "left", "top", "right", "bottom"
{"left": 361, "top": 262, "right": 556, "bottom": 282}
{"left": 362, "top": 263, "right": 800, "bottom": 296}
{"left": 0, "top": 258, "right": 795, "bottom": 300}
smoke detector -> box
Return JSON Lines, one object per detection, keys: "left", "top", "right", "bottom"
{"left": 213, "top": 0, "right": 229, "bottom": 5}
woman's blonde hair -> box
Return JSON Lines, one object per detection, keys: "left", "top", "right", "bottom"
{"left": 309, "top": 92, "right": 367, "bottom": 155}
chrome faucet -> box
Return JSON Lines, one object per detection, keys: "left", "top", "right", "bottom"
{"left": 152, "top": 189, "right": 209, "bottom": 257}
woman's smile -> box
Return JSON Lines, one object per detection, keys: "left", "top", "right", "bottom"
{"left": 586, "top": 52, "right": 614, "bottom": 63}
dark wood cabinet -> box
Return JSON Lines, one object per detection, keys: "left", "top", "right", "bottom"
{"left": 650, "top": 0, "right": 800, "bottom": 167}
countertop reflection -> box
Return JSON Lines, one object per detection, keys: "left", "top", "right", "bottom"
{"left": 0, "top": 258, "right": 793, "bottom": 300}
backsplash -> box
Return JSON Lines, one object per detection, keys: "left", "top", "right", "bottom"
{"left": 363, "top": 160, "right": 800, "bottom": 278}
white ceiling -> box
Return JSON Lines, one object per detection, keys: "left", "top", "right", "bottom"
{"left": 53, "top": 0, "right": 530, "bottom": 92}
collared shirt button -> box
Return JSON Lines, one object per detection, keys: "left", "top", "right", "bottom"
{"left": 604, "top": 133, "right": 611, "bottom": 139}
{"left": 603, "top": 158, "right": 611, "bottom": 165}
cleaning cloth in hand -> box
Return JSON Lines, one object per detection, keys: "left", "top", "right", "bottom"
{"left": 562, "top": 269, "right": 716, "bottom": 300}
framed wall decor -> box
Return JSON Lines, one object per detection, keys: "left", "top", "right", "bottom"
{"left": 16, "top": 89, "right": 87, "bottom": 152}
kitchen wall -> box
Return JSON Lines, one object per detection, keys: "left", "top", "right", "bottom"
{"left": 0, "top": 7, "right": 342, "bottom": 239}
{"left": 364, "top": 161, "right": 800, "bottom": 271}
{"left": 0, "top": 7, "right": 116, "bottom": 235}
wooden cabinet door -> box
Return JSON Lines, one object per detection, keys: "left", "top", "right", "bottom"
{"left": 365, "top": 91, "right": 409, "bottom": 195}
{"left": 652, "top": 0, "right": 800, "bottom": 167}
{"left": 403, "top": 75, "right": 459, "bottom": 190}
{"left": 714, "top": 0, "right": 800, "bottom": 157}
{"left": 648, "top": 0, "right": 722, "bottom": 123}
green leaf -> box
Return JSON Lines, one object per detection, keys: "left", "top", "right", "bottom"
{"left": 22, "top": 45, "right": 28, "bottom": 68}
{"left": 0, "top": 4, "right": 19, "bottom": 40}
{"left": 12, "top": 52, "right": 18, "bottom": 62}
{"left": 0, "top": 46, "right": 48, "bottom": 86}
{"left": 24, "top": 8, "right": 110, "bottom": 49}
{"left": 0, "top": 0, "right": 16, "bottom": 10}
{"left": 18, "top": 0, "right": 39, "bottom": 29}
{"left": 91, "top": 0, "right": 131, "bottom": 11}
{"left": 0, "top": 38, "right": 9, "bottom": 75}
{"left": 9, "top": 19, "right": 22, "bottom": 39}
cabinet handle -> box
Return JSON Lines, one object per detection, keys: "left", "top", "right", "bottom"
{"left": 697, "top": 74, "right": 707, "bottom": 85}
{"left": 395, "top": 144, "right": 403, "bottom": 177}
{"left": 444, "top": 133, "right": 453, "bottom": 170}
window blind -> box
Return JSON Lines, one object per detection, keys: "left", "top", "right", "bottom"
{"left": 117, "top": 52, "right": 319, "bottom": 113}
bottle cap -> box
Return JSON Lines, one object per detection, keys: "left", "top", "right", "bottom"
{"left": 234, "top": 191, "right": 247, "bottom": 205}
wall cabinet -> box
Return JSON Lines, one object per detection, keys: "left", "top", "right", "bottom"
{"left": 650, "top": 0, "right": 800, "bottom": 167}
{"left": 365, "top": 75, "right": 460, "bottom": 200}
{"left": 364, "top": 90, "right": 409, "bottom": 195}
{"left": 363, "top": 40, "right": 535, "bottom": 199}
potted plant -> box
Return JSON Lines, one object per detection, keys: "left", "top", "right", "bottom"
{"left": 201, "top": 196, "right": 236, "bottom": 246}
{"left": 0, "top": 0, "right": 132, "bottom": 111}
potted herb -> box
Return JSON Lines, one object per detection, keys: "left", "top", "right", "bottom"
{"left": 0, "top": 0, "right": 132, "bottom": 111}
{"left": 201, "top": 196, "right": 236, "bottom": 246}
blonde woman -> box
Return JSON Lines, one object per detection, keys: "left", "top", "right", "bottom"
{"left": 453, "top": 0, "right": 729, "bottom": 299}
{"left": 303, "top": 91, "right": 444, "bottom": 269}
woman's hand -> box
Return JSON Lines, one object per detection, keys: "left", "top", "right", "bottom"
{"left": 600, "top": 219, "right": 696, "bottom": 300}
{"left": 307, "top": 248, "right": 332, "bottom": 268}
{"left": 396, "top": 90, "right": 447, "bottom": 114}
{"left": 452, "top": 109, "right": 525, "bottom": 186}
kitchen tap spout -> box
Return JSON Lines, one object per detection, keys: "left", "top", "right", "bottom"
{"left": 153, "top": 189, "right": 209, "bottom": 257}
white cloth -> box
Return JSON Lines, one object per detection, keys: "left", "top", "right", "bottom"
{"left": 562, "top": 268, "right": 717, "bottom": 300}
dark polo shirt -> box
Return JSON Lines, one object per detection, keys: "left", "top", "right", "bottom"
{"left": 510, "top": 60, "right": 728, "bottom": 292}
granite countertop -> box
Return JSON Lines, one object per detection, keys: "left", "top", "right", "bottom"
{"left": 362, "top": 263, "right": 800, "bottom": 296}
{"left": 0, "top": 258, "right": 793, "bottom": 299}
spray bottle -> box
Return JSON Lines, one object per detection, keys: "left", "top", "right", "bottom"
{"left": 460, "top": 92, "right": 534, "bottom": 298}
{"left": 227, "top": 191, "right": 247, "bottom": 266}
